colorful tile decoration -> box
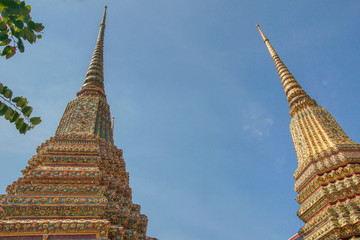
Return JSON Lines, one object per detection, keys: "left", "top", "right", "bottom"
{"left": 0, "top": 7, "right": 156, "bottom": 240}
{"left": 257, "top": 25, "right": 360, "bottom": 240}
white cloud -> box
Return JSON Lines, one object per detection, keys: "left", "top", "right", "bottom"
{"left": 242, "top": 106, "right": 274, "bottom": 140}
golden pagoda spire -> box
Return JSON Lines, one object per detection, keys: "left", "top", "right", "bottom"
{"left": 256, "top": 24, "right": 354, "bottom": 167}
{"left": 256, "top": 25, "right": 317, "bottom": 116}
{"left": 257, "top": 25, "right": 360, "bottom": 240}
{"left": 78, "top": 6, "right": 107, "bottom": 96}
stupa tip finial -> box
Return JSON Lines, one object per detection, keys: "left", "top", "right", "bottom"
{"left": 101, "top": 6, "right": 107, "bottom": 25}
{"left": 256, "top": 24, "right": 268, "bottom": 42}
{"left": 78, "top": 6, "right": 107, "bottom": 96}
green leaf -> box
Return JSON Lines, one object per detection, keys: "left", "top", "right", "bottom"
{"left": 30, "top": 116, "right": 41, "bottom": 125}
{"left": 17, "top": 37, "right": 24, "bottom": 52}
{"left": 0, "top": 32, "right": 8, "bottom": 41}
{"left": 15, "top": 117, "right": 24, "bottom": 129}
{"left": 21, "top": 105, "right": 32, "bottom": 117}
{"left": 33, "top": 23, "right": 44, "bottom": 32}
{"left": 2, "top": 45, "right": 15, "bottom": 59}
{"left": 0, "top": 38, "right": 11, "bottom": 46}
{"left": 0, "top": 83, "right": 3, "bottom": 93}
{"left": 14, "top": 20, "right": 24, "bottom": 29}
{"left": 19, "top": 1, "right": 26, "bottom": 10}
{"left": 23, "top": 15, "right": 30, "bottom": 23}
{"left": 10, "top": 26, "right": 20, "bottom": 38}
{"left": 12, "top": 96, "right": 21, "bottom": 103}
{"left": 23, "top": 27, "right": 35, "bottom": 43}
{"left": 0, "top": 102, "right": 5, "bottom": 111}
{"left": 4, "top": 107, "right": 13, "bottom": 119}
{"left": 2, "top": 7, "right": 9, "bottom": 18}
{"left": 6, "top": 48, "right": 15, "bottom": 59}
{"left": 1, "top": 86, "right": 7, "bottom": 94}
{"left": 10, "top": 111, "right": 19, "bottom": 123}
{"left": 0, "top": 105, "right": 8, "bottom": 116}
{"left": 4, "top": 88, "right": 12, "bottom": 99}
{"left": 7, "top": 49, "right": 15, "bottom": 59}
{"left": 16, "top": 97, "right": 27, "bottom": 107}
{"left": 1, "top": 46, "right": 9, "bottom": 56}
{"left": 19, "top": 122, "right": 28, "bottom": 134}
{"left": 18, "top": 29, "right": 24, "bottom": 38}
{"left": 0, "top": 21, "right": 7, "bottom": 31}
{"left": 36, "top": 34, "right": 41, "bottom": 39}
{"left": 27, "top": 20, "right": 35, "bottom": 30}
{"left": 22, "top": 27, "right": 30, "bottom": 39}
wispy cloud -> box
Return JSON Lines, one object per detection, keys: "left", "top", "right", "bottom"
{"left": 241, "top": 104, "right": 274, "bottom": 140}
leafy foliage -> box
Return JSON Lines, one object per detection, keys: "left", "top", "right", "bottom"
{"left": 0, "top": 82, "right": 41, "bottom": 134}
{"left": 0, "top": 0, "right": 44, "bottom": 59}
{"left": 0, "top": 0, "right": 43, "bottom": 134}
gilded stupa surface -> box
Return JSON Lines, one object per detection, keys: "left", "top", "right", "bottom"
{"left": 0, "top": 7, "right": 156, "bottom": 240}
{"left": 257, "top": 25, "right": 360, "bottom": 240}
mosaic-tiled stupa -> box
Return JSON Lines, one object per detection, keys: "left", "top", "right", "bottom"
{"left": 0, "top": 6, "right": 156, "bottom": 240}
{"left": 257, "top": 25, "right": 360, "bottom": 240}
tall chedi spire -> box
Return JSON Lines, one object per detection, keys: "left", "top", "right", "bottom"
{"left": 56, "top": 6, "right": 113, "bottom": 143}
{"left": 0, "top": 7, "right": 157, "bottom": 240}
{"left": 257, "top": 25, "right": 360, "bottom": 240}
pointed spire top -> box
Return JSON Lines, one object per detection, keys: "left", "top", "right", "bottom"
{"left": 101, "top": 6, "right": 107, "bottom": 25}
{"left": 256, "top": 25, "right": 317, "bottom": 116}
{"left": 256, "top": 24, "right": 268, "bottom": 42}
{"left": 78, "top": 6, "right": 108, "bottom": 96}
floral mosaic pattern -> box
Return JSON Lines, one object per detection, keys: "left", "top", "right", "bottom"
{"left": 0, "top": 112, "right": 154, "bottom": 239}
{"left": 0, "top": 219, "right": 110, "bottom": 238}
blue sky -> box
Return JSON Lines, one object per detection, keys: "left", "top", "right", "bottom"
{"left": 1, "top": 1, "right": 360, "bottom": 239}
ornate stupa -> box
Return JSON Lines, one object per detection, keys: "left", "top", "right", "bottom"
{"left": 0, "top": 7, "right": 156, "bottom": 240}
{"left": 257, "top": 25, "right": 360, "bottom": 240}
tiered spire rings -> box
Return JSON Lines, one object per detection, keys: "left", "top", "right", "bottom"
{"left": 257, "top": 25, "right": 360, "bottom": 240}
{"left": 256, "top": 25, "right": 317, "bottom": 116}
{"left": 78, "top": 6, "right": 107, "bottom": 96}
